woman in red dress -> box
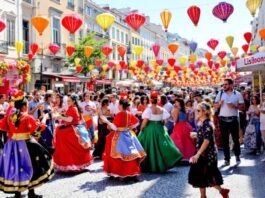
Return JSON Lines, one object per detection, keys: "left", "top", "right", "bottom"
{"left": 53, "top": 94, "right": 93, "bottom": 172}
{"left": 103, "top": 100, "right": 146, "bottom": 182}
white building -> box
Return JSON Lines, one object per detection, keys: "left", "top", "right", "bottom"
{"left": 251, "top": 0, "right": 265, "bottom": 46}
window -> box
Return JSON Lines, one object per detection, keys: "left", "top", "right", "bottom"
{"left": 116, "top": 29, "right": 120, "bottom": 41}
{"left": 112, "top": 43, "right": 116, "bottom": 60}
{"left": 86, "top": 6, "right": 92, "bottom": 16}
{"left": 112, "top": 27, "right": 115, "bottom": 39}
{"left": 79, "top": 29, "right": 83, "bottom": 38}
{"left": 69, "top": 33, "right": 75, "bottom": 42}
{"left": 7, "top": 19, "right": 15, "bottom": 46}
{"left": 125, "top": 34, "right": 128, "bottom": 44}
{"left": 67, "top": 0, "right": 74, "bottom": 9}
{"left": 22, "top": 20, "right": 29, "bottom": 54}
{"left": 121, "top": 32, "right": 124, "bottom": 43}
{"left": 52, "top": 17, "right": 61, "bottom": 44}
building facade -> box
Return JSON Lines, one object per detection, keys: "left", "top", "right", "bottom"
{"left": 251, "top": 0, "right": 265, "bottom": 46}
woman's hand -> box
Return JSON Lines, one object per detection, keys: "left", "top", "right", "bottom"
{"left": 191, "top": 153, "right": 200, "bottom": 164}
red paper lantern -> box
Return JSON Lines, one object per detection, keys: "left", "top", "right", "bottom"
{"left": 189, "top": 64, "right": 196, "bottom": 71}
{"left": 28, "top": 53, "right": 33, "bottom": 61}
{"left": 173, "top": 66, "right": 181, "bottom": 72}
{"left": 207, "top": 39, "right": 219, "bottom": 50}
{"left": 76, "top": 66, "right": 83, "bottom": 73}
{"left": 125, "top": 13, "right": 146, "bottom": 31}
{"left": 49, "top": 44, "right": 60, "bottom": 55}
{"left": 156, "top": 59, "right": 163, "bottom": 66}
{"left": 66, "top": 45, "right": 75, "bottom": 56}
{"left": 30, "top": 43, "right": 39, "bottom": 55}
{"left": 137, "top": 60, "right": 145, "bottom": 68}
{"left": 215, "top": 62, "right": 220, "bottom": 69}
{"left": 244, "top": 32, "right": 252, "bottom": 44}
{"left": 187, "top": 5, "right": 201, "bottom": 26}
{"left": 119, "top": 61, "right": 127, "bottom": 69}
{"left": 218, "top": 51, "right": 227, "bottom": 59}
{"left": 208, "top": 61, "right": 213, "bottom": 69}
{"left": 168, "top": 58, "right": 176, "bottom": 67}
{"left": 0, "top": 19, "right": 6, "bottom": 32}
{"left": 61, "top": 14, "right": 83, "bottom": 34}
{"left": 107, "top": 61, "right": 116, "bottom": 68}
{"left": 152, "top": 44, "right": 160, "bottom": 57}
{"left": 117, "top": 46, "right": 126, "bottom": 58}
{"left": 95, "top": 60, "right": 102, "bottom": 67}
{"left": 102, "top": 46, "right": 113, "bottom": 57}
{"left": 242, "top": 44, "right": 249, "bottom": 54}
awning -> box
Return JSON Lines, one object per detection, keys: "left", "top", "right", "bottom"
{"left": 95, "top": 79, "right": 112, "bottom": 85}
{"left": 236, "top": 52, "right": 265, "bottom": 72}
{"left": 54, "top": 83, "right": 64, "bottom": 87}
{"left": 60, "top": 76, "right": 81, "bottom": 83}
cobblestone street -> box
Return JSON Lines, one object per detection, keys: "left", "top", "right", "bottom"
{"left": 1, "top": 149, "right": 264, "bottom": 198}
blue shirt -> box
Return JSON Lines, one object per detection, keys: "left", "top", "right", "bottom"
{"left": 28, "top": 99, "right": 40, "bottom": 120}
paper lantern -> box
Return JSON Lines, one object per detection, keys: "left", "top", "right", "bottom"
{"left": 242, "top": 44, "right": 249, "bottom": 54}
{"left": 74, "top": 58, "right": 81, "bottom": 66}
{"left": 88, "top": 65, "right": 94, "bottom": 71}
{"left": 231, "top": 47, "right": 238, "bottom": 57}
{"left": 212, "top": 2, "right": 234, "bottom": 22}
{"left": 49, "top": 44, "right": 60, "bottom": 55}
{"left": 31, "top": 16, "right": 49, "bottom": 35}
{"left": 66, "top": 45, "right": 75, "bottom": 56}
{"left": 179, "top": 56, "right": 187, "bottom": 65}
{"left": 246, "top": 0, "right": 262, "bottom": 17}
{"left": 96, "top": 13, "right": 115, "bottom": 32}
{"left": 137, "top": 60, "right": 145, "bottom": 68}
{"left": 76, "top": 66, "right": 83, "bottom": 73}
{"left": 102, "top": 64, "right": 108, "bottom": 71}
{"left": 187, "top": 5, "right": 201, "bottom": 26}
{"left": 95, "top": 59, "right": 102, "bottom": 67}
{"left": 156, "top": 59, "right": 163, "bottom": 66}
{"left": 0, "top": 19, "right": 6, "bottom": 33}
{"left": 84, "top": 46, "right": 93, "bottom": 58}
{"left": 160, "top": 9, "right": 172, "bottom": 32}
{"left": 152, "top": 44, "right": 160, "bottom": 57}
{"left": 207, "top": 39, "right": 219, "bottom": 50}
{"left": 205, "top": 52, "right": 213, "bottom": 61}
{"left": 168, "top": 58, "right": 176, "bottom": 67}
{"left": 102, "top": 46, "right": 113, "bottom": 57}
{"left": 117, "top": 46, "right": 126, "bottom": 58}
{"left": 15, "top": 42, "right": 24, "bottom": 57}
{"left": 168, "top": 43, "right": 179, "bottom": 55}
{"left": 30, "top": 43, "right": 39, "bottom": 55}
{"left": 28, "top": 53, "right": 33, "bottom": 61}
{"left": 189, "top": 54, "right": 197, "bottom": 64}
{"left": 189, "top": 41, "right": 198, "bottom": 53}
{"left": 62, "top": 14, "right": 83, "bottom": 34}
{"left": 259, "top": 28, "right": 265, "bottom": 40}
{"left": 133, "top": 46, "right": 144, "bottom": 56}
{"left": 225, "top": 36, "right": 234, "bottom": 49}
{"left": 244, "top": 32, "right": 252, "bottom": 44}
{"left": 125, "top": 13, "right": 146, "bottom": 31}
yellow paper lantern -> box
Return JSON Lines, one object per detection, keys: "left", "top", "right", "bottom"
{"left": 189, "top": 54, "right": 197, "bottom": 64}
{"left": 130, "top": 60, "right": 137, "bottom": 68}
{"left": 133, "top": 46, "right": 144, "bottom": 57}
{"left": 160, "top": 9, "right": 172, "bottom": 32}
{"left": 84, "top": 46, "right": 93, "bottom": 58}
{"left": 179, "top": 56, "right": 187, "bottom": 65}
{"left": 231, "top": 47, "right": 238, "bottom": 57}
{"left": 149, "top": 60, "right": 156, "bottom": 67}
{"left": 96, "top": 13, "right": 115, "bottom": 32}
{"left": 88, "top": 65, "right": 94, "bottom": 71}
{"left": 246, "top": 0, "right": 262, "bottom": 17}
{"left": 225, "top": 36, "right": 234, "bottom": 49}
{"left": 102, "top": 64, "right": 108, "bottom": 71}
{"left": 251, "top": 45, "right": 257, "bottom": 53}
{"left": 15, "top": 41, "right": 23, "bottom": 57}
{"left": 74, "top": 58, "right": 81, "bottom": 66}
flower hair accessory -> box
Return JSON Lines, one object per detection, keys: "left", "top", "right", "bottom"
{"left": 11, "top": 90, "right": 25, "bottom": 101}
{"left": 150, "top": 91, "right": 158, "bottom": 98}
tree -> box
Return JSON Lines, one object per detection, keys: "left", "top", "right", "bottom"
{"left": 67, "top": 32, "right": 107, "bottom": 76}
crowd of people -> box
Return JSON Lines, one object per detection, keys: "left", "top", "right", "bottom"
{"left": 0, "top": 78, "right": 264, "bottom": 198}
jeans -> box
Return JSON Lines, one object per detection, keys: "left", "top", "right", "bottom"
{"left": 89, "top": 124, "right": 95, "bottom": 141}
{"left": 219, "top": 118, "right": 241, "bottom": 161}
{"left": 253, "top": 118, "right": 262, "bottom": 151}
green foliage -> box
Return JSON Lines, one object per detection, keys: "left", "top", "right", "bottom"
{"left": 67, "top": 32, "right": 107, "bottom": 76}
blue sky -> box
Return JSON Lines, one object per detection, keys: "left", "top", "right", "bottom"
{"left": 94, "top": 0, "right": 255, "bottom": 54}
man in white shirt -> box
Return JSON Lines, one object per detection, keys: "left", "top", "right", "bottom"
{"left": 215, "top": 79, "right": 244, "bottom": 166}
{"left": 108, "top": 94, "right": 120, "bottom": 116}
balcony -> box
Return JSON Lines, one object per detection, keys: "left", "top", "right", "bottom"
{"left": 67, "top": 2, "right": 75, "bottom": 10}
{"left": 0, "top": 41, "right": 8, "bottom": 54}
{"left": 78, "top": 7, "right": 84, "bottom": 14}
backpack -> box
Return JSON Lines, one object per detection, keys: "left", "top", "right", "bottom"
{"left": 215, "top": 90, "right": 236, "bottom": 115}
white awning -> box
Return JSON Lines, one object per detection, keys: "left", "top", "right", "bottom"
{"left": 236, "top": 52, "right": 265, "bottom": 72}
{"left": 55, "top": 83, "right": 64, "bottom": 87}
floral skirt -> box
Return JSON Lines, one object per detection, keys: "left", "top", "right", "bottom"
{"left": 0, "top": 138, "right": 54, "bottom": 193}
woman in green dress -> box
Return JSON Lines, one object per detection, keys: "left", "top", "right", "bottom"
{"left": 138, "top": 92, "right": 183, "bottom": 173}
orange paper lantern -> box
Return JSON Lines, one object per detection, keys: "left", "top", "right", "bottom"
{"left": 31, "top": 16, "right": 49, "bottom": 36}
{"left": 259, "top": 28, "right": 265, "bottom": 40}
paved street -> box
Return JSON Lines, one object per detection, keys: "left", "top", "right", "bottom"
{"left": 1, "top": 149, "right": 264, "bottom": 198}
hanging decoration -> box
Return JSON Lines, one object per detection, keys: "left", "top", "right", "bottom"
{"left": 242, "top": 44, "right": 249, "bottom": 54}
{"left": 168, "top": 58, "right": 176, "bottom": 67}
{"left": 31, "top": 16, "right": 49, "bottom": 35}
{"left": 96, "top": 13, "right": 115, "bottom": 32}
{"left": 244, "top": 32, "right": 252, "bottom": 44}
{"left": 160, "top": 9, "right": 172, "bottom": 32}
{"left": 231, "top": 47, "right": 238, "bottom": 57}
{"left": 30, "top": 43, "right": 39, "bottom": 55}
{"left": 102, "top": 46, "right": 113, "bottom": 57}
{"left": 117, "top": 46, "right": 126, "bottom": 58}
{"left": 74, "top": 58, "right": 81, "bottom": 66}
{"left": 133, "top": 46, "right": 144, "bottom": 57}
{"left": 0, "top": 19, "right": 6, "bottom": 33}
{"left": 66, "top": 45, "right": 75, "bottom": 57}
{"left": 259, "top": 28, "right": 265, "bottom": 40}
{"left": 62, "top": 14, "right": 83, "bottom": 34}
{"left": 187, "top": 5, "right": 201, "bottom": 26}
{"left": 246, "top": 0, "right": 262, "bottom": 17}
{"left": 152, "top": 44, "right": 160, "bottom": 57}
{"left": 49, "top": 44, "right": 60, "bottom": 55}
{"left": 189, "top": 41, "right": 198, "bottom": 53}
{"left": 212, "top": 2, "right": 234, "bottom": 22}
{"left": 84, "top": 46, "right": 93, "bottom": 58}
{"left": 168, "top": 43, "right": 179, "bottom": 55}
{"left": 217, "top": 51, "right": 227, "bottom": 59}
{"left": 15, "top": 42, "right": 24, "bottom": 57}
{"left": 125, "top": 13, "right": 146, "bottom": 31}
{"left": 225, "top": 36, "right": 234, "bottom": 49}
{"left": 207, "top": 39, "right": 219, "bottom": 50}
{"left": 28, "top": 53, "right": 33, "bottom": 61}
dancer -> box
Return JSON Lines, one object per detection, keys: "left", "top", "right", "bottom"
{"left": 53, "top": 94, "right": 93, "bottom": 172}
{"left": 171, "top": 98, "right": 196, "bottom": 161}
{"left": 188, "top": 102, "right": 229, "bottom": 198}
{"left": 103, "top": 99, "right": 146, "bottom": 181}
{"left": 138, "top": 92, "right": 182, "bottom": 173}
{"left": 93, "top": 98, "right": 113, "bottom": 159}
{"left": 0, "top": 90, "right": 54, "bottom": 198}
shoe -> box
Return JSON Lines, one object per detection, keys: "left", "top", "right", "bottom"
{"left": 256, "top": 151, "right": 261, "bottom": 155}
{"left": 224, "top": 160, "right": 230, "bottom": 166}
{"left": 220, "top": 188, "right": 230, "bottom": 198}
{"left": 236, "top": 156, "right": 241, "bottom": 163}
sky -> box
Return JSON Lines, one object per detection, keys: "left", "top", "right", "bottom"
{"left": 94, "top": 0, "right": 255, "bottom": 54}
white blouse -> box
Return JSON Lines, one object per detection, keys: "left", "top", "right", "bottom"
{"left": 142, "top": 107, "right": 170, "bottom": 121}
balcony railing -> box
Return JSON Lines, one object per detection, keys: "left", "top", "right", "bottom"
{"left": 0, "top": 41, "right": 8, "bottom": 54}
